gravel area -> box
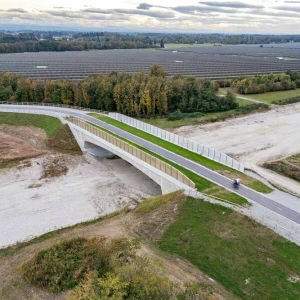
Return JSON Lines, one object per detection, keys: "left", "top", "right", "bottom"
{"left": 175, "top": 103, "right": 300, "bottom": 197}
{"left": 0, "top": 153, "right": 161, "bottom": 248}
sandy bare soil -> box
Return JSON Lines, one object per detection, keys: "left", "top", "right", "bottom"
{"left": 174, "top": 103, "right": 300, "bottom": 196}
{"left": 0, "top": 126, "right": 161, "bottom": 248}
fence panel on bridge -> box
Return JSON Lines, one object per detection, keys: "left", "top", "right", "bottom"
{"left": 68, "top": 117, "right": 195, "bottom": 189}
{"left": 109, "top": 112, "right": 245, "bottom": 173}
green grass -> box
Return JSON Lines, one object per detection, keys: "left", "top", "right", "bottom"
{"left": 159, "top": 197, "right": 300, "bottom": 300}
{"left": 84, "top": 119, "right": 248, "bottom": 206}
{"left": 89, "top": 113, "right": 271, "bottom": 194}
{"left": 0, "top": 112, "right": 62, "bottom": 137}
{"left": 135, "top": 191, "right": 185, "bottom": 214}
{"left": 241, "top": 89, "right": 300, "bottom": 104}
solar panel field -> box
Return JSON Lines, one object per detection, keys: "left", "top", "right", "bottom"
{"left": 0, "top": 43, "right": 299, "bottom": 80}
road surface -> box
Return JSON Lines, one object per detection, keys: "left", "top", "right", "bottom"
{"left": 1, "top": 104, "right": 300, "bottom": 224}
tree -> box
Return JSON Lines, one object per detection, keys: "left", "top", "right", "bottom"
{"left": 140, "top": 88, "right": 152, "bottom": 116}
{"left": 150, "top": 64, "right": 168, "bottom": 77}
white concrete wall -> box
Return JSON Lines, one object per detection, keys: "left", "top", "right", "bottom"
{"left": 109, "top": 112, "right": 245, "bottom": 173}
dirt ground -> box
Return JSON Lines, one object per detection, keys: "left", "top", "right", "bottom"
{"left": 0, "top": 195, "right": 236, "bottom": 300}
{"left": 0, "top": 126, "right": 161, "bottom": 249}
{"left": 0, "top": 125, "right": 47, "bottom": 162}
{"left": 174, "top": 103, "right": 300, "bottom": 196}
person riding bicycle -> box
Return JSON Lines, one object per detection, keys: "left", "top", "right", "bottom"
{"left": 233, "top": 178, "right": 240, "bottom": 188}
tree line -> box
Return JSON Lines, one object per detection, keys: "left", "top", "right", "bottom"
{"left": 1, "top": 31, "right": 300, "bottom": 53}
{"left": 230, "top": 71, "right": 300, "bottom": 94}
{"left": 0, "top": 65, "right": 237, "bottom": 117}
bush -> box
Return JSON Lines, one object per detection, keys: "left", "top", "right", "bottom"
{"left": 237, "top": 103, "right": 269, "bottom": 113}
{"left": 272, "top": 96, "right": 300, "bottom": 105}
{"left": 167, "top": 109, "right": 184, "bottom": 121}
{"left": 21, "top": 237, "right": 137, "bottom": 293}
{"left": 167, "top": 110, "right": 204, "bottom": 121}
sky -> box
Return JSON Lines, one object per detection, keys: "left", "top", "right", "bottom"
{"left": 1, "top": 0, "right": 300, "bottom": 34}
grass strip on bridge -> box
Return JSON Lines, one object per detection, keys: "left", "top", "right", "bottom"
{"left": 81, "top": 118, "right": 248, "bottom": 206}
{"left": 89, "top": 113, "right": 272, "bottom": 194}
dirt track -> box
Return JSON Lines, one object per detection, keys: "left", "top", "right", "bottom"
{"left": 174, "top": 103, "right": 300, "bottom": 196}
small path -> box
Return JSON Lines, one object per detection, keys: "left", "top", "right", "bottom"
{"left": 236, "top": 95, "right": 265, "bottom": 104}
{"left": 218, "top": 90, "right": 264, "bottom": 104}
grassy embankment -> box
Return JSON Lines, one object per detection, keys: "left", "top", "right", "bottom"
{"left": 263, "top": 153, "right": 300, "bottom": 183}
{"left": 84, "top": 119, "right": 248, "bottom": 206}
{"left": 89, "top": 113, "right": 272, "bottom": 195}
{"left": 159, "top": 197, "right": 300, "bottom": 300}
{"left": 0, "top": 112, "right": 61, "bottom": 138}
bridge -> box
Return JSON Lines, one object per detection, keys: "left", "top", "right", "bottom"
{"left": 1, "top": 104, "right": 300, "bottom": 227}
{"left": 67, "top": 117, "right": 195, "bottom": 194}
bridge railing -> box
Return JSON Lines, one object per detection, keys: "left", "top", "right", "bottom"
{"left": 109, "top": 112, "right": 245, "bottom": 173}
{"left": 0, "top": 101, "right": 107, "bottom": 114}
{"left": 68, "top": 117, "right": 196, "bottom": 189}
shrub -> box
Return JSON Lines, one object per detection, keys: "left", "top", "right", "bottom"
{"left": 272, "top": 96, "right": 300, "bottom": 105}
{"left": 167, "top": 110, "right": 204, "bottom": 121}
{"left": 167, "top": 109, "right": 184, "bottom": 121}
{"left": 237, "top": 103, "right": 269, "bottom": 113}
{"left": 21, "top": 237, "right": 137, "bottom": 293}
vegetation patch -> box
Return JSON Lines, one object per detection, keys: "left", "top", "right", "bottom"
{"left": 237, "top": 88, "right": 300, "bottom": 104}
{"left": 144, "top": 103, "right": 271, "bottom": 128}
{"left": 47, "top": 124, "right": 81, "bottom": 153}
{"left": 263, "top": 153, "right": 300, "bottom": 182}
{"left": 159, "top": 197, "right": 300, "bottom": 300}
{"left": 135, "top": 190, "right": 185, "bottom": 214}
{"left": 236, "top": 103, "right": 269, "bottom": 113}
{"left": 21, "top": 237, "right": 133, "bottom": 293}
{"left": 272, "top": 96, "right": 300, "bottom": 105}
{"left": 231, "top": 72, "right": 300, "bottom": 95}
{"left": 40, "top": 157, "right": 68, "bottom": 179}
{"left": 21, "top": 236, "right": 216, "bottom": 299}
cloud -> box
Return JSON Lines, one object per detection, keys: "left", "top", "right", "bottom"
{"left": 273, "top": 5, "right": 300, "bottom": 13}
{"left": 82, "top": 8, "right": 175, "bottom": 19}
{"left": 7, "top": 8, "right": 27, "bottom": 13}
{"left": 200, "top": 1, "right": 264, "bottom": 9}
{"left": 137, "top": 3, "right": 154, "bottom": 10}
{"left": 172, "top": 5, "right": 238, "bottom": 15}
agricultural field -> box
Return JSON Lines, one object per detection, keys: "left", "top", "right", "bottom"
{"left": 0, "top": 43, "right": 299, "bottom": 80}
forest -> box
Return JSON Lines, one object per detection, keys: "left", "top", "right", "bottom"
{"left": 0, "top": 65, "right": 237, "bottom": 117}
{"left": 230, "top": 71, "right": 300, "bottom": 94}
{"left": 0, "top": 31, "right": 299, "bottom": 53}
